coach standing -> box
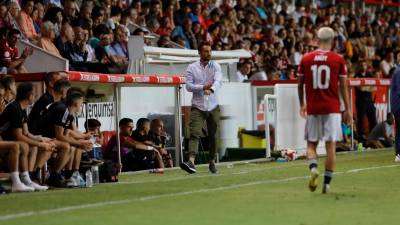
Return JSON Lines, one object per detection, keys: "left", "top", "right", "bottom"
{"left": 180, "top": 42, "right": 222, "bottom": 174}
{"left": 390, "top": 67, "right": 400, "bottom": 162}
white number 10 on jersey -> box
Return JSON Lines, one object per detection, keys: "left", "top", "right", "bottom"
{"left": 311, "top": 65, "right": 331, "bottom": 89}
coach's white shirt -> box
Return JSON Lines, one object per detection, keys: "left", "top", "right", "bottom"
{"left": 185, "top": 60, "right": 222, "bottom": 112}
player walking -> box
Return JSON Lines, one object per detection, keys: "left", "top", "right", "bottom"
{"left": 297, "top": 27, "right": 352, "bottom": 194}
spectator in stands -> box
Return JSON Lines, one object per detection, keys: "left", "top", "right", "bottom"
{"left": 63, "top": 0, "right": 77, "bottom": 24}
{"left": 42, "top": 92, "right": 92, "bottom": 187}
{"left": 367, "top": 113, "right": 395, "bottom": 149}
{"left": 109, "top": 24, "right": 128, "bottom": 59}
{"left": 236, "top": 60, "right": 252, "bottom": 82}
{"left": 0, "top": 75, "right": 16, "bottom": 106}
{"left": 17, "top": 0, "right": 38, "bottom": 41}
{"left": 95, "top": 24, "right": 127, "bottom": 73}
{"left": 0, "top": 141, "right": 36, "bottom": 192}
{"left": 0, "top": 82, "right": 54, "bottom": 191}
{"left": 106, "top": 6, "right": 122, "bottom": 30}
{"left": 0, "top": 81, "right": 5, "bottom": 112}
{"left": 148, "top": 118, "right": 173, "bottom": 168}
{"left": 380, "top": 50, "right": 395, "bottom": 77}
{"left": 42, "top": 7, "right": 63, "bottom": 37}
{"left": 171, "top": 17, "right": 197, "bottom": 49}
{"left": 355, "top": 60, "right": 377, "bottom": 143}
{"left": 44, "top": 0, "right": 62, "bottom": 8}
{"left": 6, "top": 1, "right": 21, "bottom": 32}
{"left": 91, "top": 6, "right": 106, "bottom": 28}
{"left": 131, "top": 118, "right": 164, "bottom": 172}
{"left": 104, "top": 118, "right": 158, "bottom": 172}
{"left": 32, "top": 2, "right": 44, "bottom": 34}
{"left": 82, "top": 27, "right": 96, "bottom": 62}
{"left": 70, "top": 24, "right": 88, "bottom": 63}
{"left": 37, "top": 21, "right": 62, "bottom": 57}
{"left": 54, "top": 22, "right": 75, "bottom": 60}
{"left": 0, "top": 28, "right": 33, "bottom": 74}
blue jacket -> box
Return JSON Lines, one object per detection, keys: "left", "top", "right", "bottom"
{"left": 390, "top": 67, "right": 400, "bottom": 114}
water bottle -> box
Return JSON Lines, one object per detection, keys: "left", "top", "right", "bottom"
{"left": 357, "top": 143, "right": 363, "bottom": 152}
{"left": 91, "top": 166, "right": 99, "bottom": 185}
{"left": 85, "top": 169, "right": 93, "bottom": 188}
{"left": 204, "top": 95, "right": 209, "bottom": 110}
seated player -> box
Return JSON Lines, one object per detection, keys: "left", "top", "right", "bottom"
{"left": 130, "top": 118, "right": 164, "bottom": 172}
{"left": 0, "top": 82, "right": 54, "bottom": 191}
{"left": 42, "top": 92, "right": 92, "bottom": 187}
{"left": 83, "top": 119, "right": 104, "bottom": 163}
{"left": 104, "top": 118, "right": 158, "bottom": 172}
{"left": 367, "top": 113, "right": 395, "bottom": 149}
{"left": 0, "top": 141, "right": 35, "bottom": 192}
{"left": 28, "top": 72, "right": 67, "bottom": 136}
{"left": 148, "top": 118, "right": 173, "bottom": 168}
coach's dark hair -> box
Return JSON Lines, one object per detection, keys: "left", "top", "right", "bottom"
{"left": 136, "top": 118, "right": 150, "bottom": 131}
{"left": 0, "top": 75, "right": 15, "bottom": 91}
{"left": 53, "top": 79, "right": 71, "bottom": 93}
{"left": 119, "top": 118, "right": 133, "bottom": 127}
{"left": 66, "top": 92, "right": 83, "bottom": 107}
{"left": 16, "top": 82, "right": 34, "bottom": 101}
{"left": 198, "top": 41, "right": 211, "bottom": 51}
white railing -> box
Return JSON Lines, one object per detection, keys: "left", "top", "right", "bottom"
{"left": 17, "top": 40, "right": 68, "bottom": 73}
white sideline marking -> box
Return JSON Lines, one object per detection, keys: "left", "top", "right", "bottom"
{"left": 116, "top": 164, "right": 302, "bottom": 185}
{"left": 0, "top": 164, "right": 398, "bottom": 221}
{"left": 116, "top": 155, "right": 379, "bottom": 185}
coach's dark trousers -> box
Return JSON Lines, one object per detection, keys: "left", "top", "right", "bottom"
{"left": 356, "top": 98, "right": 377, "bottom": 139}
{"left": 188, "top": 106, "right": 220, "bottom": 161}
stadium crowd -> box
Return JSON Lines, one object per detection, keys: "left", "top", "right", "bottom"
{"left": 0, "top": 0, "right": 399, "bottom": 79}
{"left": 0, "top": 72, "right": 172, "bottom": 194}
{"left": 0, "top": 0, "right": 399, "bottom": 192}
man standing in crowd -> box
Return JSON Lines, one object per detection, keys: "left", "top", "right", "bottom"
{"left": 297, "top": 27, "right": 351, "bottom": 194}
{"left": 181, "top": 42, "right": 222, "bottom": 174}
{"left": 390, "top": 67, "right": 400, "bottom": 162}
{"left": 355, "top": 60, "right": 377, "bottom": 144}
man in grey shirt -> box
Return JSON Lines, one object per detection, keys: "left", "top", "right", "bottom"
{"left": 367, "top": 113, "right": 394, "bottom": 149}
{"left": 180, "top": 42, "right": 222, "bottom": 174}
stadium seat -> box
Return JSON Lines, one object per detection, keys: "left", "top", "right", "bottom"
{"left": 102, "top": 131, "right": 116, "bottom": 150}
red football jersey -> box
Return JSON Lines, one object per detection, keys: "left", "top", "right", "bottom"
{"left": 297, "top": 49, "right": 347, "bottom": 115}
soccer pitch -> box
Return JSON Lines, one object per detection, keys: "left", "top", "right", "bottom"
{"left": 0, "top": 150, "right": 399, "bottom": 225}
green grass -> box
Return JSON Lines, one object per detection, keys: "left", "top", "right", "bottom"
{"left": 0, "top": 150, "right": 399, "bottom": 225}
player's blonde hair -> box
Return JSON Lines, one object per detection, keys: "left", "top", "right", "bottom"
{"left": 317, "top": 27, "right": 335, "bottom": 42}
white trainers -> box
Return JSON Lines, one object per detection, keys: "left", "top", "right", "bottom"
{"left": 395, "top": 155, "right": 400, "bottom": 163}
{"left": 26, "top": 181, "right": 48, "bottom": 191}
{"left": 308, "top": 168, "right": 319, "bottom": 192}
{"left": 322, "top": 184, "right": 331, "bottom": 194}
{"left": 12, "top": 182, "right": 35, "bottom": 193}
{"left": 74, "top": 172, "right": 85, "bottom": 188}
{"left": 66, "top": 171, "right": 81, "bottom": 188}
{"left": 65, "top": 176, "right": 79, "bottom": 188}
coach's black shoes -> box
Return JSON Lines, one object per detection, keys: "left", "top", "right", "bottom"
{"left": 180, "top": 161, "right": 196, "bottom": 174}
{"left": 208, "top": 163, "right": 218, "bottom": 174}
